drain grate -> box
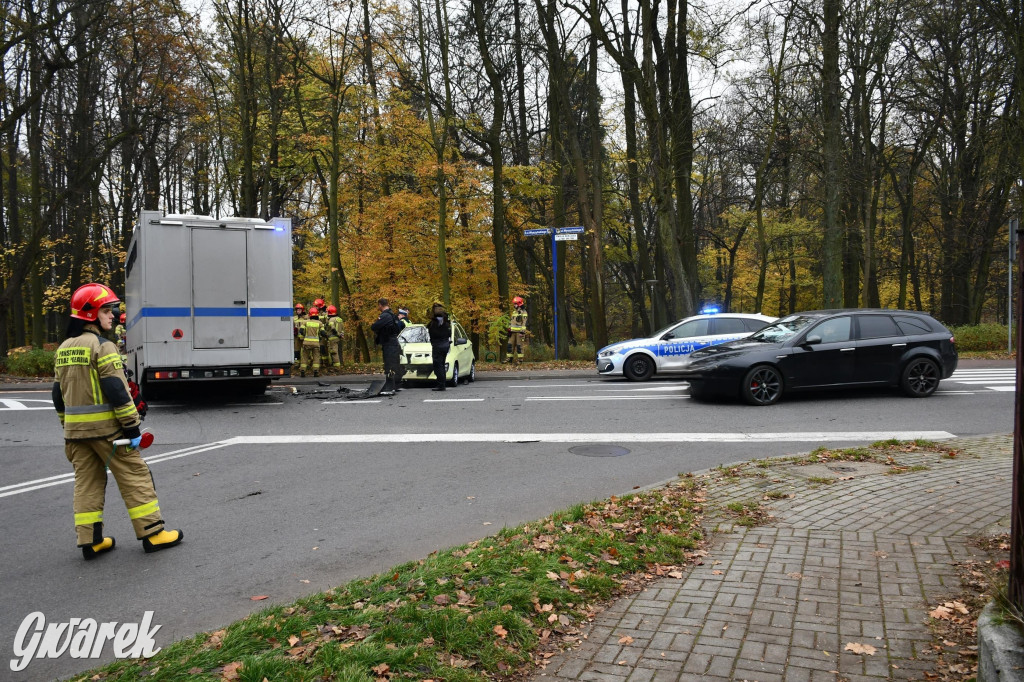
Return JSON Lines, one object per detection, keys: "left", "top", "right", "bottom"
{"left": 569, "top": 445, "right": 631, "bottom": 457}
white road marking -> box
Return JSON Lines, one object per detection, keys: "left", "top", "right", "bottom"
{"left": 423, "top": 398, "right": 486, "bottom": 402}
{"left": 0, "top": 430, "right": 958, "bottom": 499}
{"left": 508, "top": 382, "right": 690, "bottom": 389}
{"left": 0, "top": 398, "right": 52, "bottom": 410}
{"left": 952, "top": 380, "right": 1015, "bottom": 385}
{"left": 988, "top": 386, "right": 1016, "bottom": 392}
{"left": 935, "top": 391, "right": 976, "bottom": 395}
{"left": 322, "top": 400, "right": 383, "bottom": 404}
{"left": 526, "top": 395, "right": 689, "bottom": 401}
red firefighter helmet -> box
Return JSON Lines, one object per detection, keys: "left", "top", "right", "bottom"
{"left": 512, "top": 296, "right": 524, "bottom": 307}
{"left": 309, "top": 306, "right": 319, "bottom": 317}
{"left": 119, "top": 313, "right": 126, "bottom": 324}
{"left": 314, "top": 298, "right": 325, "bottom": 308}
{"left": 327, "top": 305, "right": 337, "bottom": 315}
{"left": 294, "top": 302, "right": 305, "bottom": 312}
{"left": 70, "top": 283, "right": 120, "bottom": 321}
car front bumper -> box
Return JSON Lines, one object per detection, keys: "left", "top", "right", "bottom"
{"left": 596, "top": 356, "right": 625, "bottom": 374}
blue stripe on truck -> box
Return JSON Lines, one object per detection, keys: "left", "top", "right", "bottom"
{"left": 127, "top": 306, "right": 291, "bottom": 329}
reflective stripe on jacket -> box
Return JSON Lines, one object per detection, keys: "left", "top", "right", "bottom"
{"left": 301, "top": 319, "right": 323, "bottom": 344}
{"left": 510, "top": 309, "right": 528, "bottom": 332}
{"left": 328, "top": 316, "right": 343, "bottom": 337}
{"left": 54, "top": 326, "right": 140, "bottom": 440}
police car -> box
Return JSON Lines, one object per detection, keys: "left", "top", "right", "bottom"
{"left": 596, "top": 310, "right": 777, "bottom": 381}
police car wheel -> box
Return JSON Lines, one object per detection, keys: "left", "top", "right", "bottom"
{"left": 623, "top": 354, "right": 654, "bottom": 381}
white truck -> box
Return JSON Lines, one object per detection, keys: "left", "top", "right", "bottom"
{"left": 125, "top": 210, "right": 294, "bottom": 396}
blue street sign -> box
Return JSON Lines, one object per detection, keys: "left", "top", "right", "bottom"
{"left": 524, "top": 228, "right": 551, "bottom": 236}
{"left": 556, "top": 226, "right": 584, "bottom": 234}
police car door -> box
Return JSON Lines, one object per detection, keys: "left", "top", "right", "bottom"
{"left": 657, "top": 318, "right": 710, "bottom": 371}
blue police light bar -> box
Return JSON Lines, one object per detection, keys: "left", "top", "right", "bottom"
{"left": 699, "top": 305, "right": 721, "bottom": 315}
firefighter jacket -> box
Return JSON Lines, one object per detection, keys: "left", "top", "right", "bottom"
{"left": 52, "top": 325, "right": 141, "bottom": 441}
{"left": 327, "top": 315, "right": 343, "bottom": 338}
{"left": 510, "top": 308, "right": 528, "bottom": 332}
{"left": 300, "top": 317, "right": 324, "bottom": 344}
{"left": 293, "top": 313, "right": 306, "bottom": 337}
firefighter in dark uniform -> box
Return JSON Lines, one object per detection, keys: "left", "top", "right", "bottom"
{"left": 53, "top": 283, "right": 183, "bottom": 559}
{"left": 371, "top": 298, "right": 405, "bottom": 394}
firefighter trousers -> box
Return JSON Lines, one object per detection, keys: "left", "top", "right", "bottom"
{"left": 509, "top": 331, "right": 525, "bottom": 362}
{"left": 300, "top": 342, "right": 321, "bottom": 372}
{"left": 328, "top": 338, "right": 341, "bottom": 367}
{"left": 65, "top": 437, "right": 165, "bottom": 546}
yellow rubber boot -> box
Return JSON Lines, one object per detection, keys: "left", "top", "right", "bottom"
{"left": 142, "top": 529, "right": 184, "bottom": 553}
{"left": 82, "top": 536, "right": 116, "bottom": 561}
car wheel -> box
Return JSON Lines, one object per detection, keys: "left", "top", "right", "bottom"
{"left": 741, "top": 365, "right": 783, "bottom": 406}
{"left": 901, "top": 357, "right": 939, "bottom": 397}
{"left": 468, "top": 361, "right": 476, "bottom": 383}
{"left": 623, "top": 354, "right": 655, "bottom": 381}
{"left": 448, "top": 363, "right": 459, "bottom": 387}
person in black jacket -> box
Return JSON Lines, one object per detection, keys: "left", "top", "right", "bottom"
{"left": 371, "top": 298, "right": 405, "bottom": 394}
{"left": 425, "top": 303, "right": 451, "bottom": 391}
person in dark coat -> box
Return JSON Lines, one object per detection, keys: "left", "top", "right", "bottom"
{"left": 425, "top": 303, "right": 451, "bottom": 391}
{"left": 371, "top": 298, "right": 405, "bottom": 394}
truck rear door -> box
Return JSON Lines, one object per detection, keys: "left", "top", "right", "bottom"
{"left": 192, "top": 228, "right": 250, "bottom": 349}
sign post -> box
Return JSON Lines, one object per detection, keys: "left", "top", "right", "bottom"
{"left": 522, "top": 226, "right": 584, "bottom": 360}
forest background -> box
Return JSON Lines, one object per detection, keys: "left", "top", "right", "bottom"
{"left": 0, "top": 0, "right": 1020, "bottom": 362}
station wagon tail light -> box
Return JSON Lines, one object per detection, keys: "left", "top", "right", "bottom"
{"left": 950, "top": 335, "right": 955, "bottom": 344}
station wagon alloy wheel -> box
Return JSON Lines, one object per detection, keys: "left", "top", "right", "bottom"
{"left": 901, "top": 358, "right": 939, "bottom": 397}
{"left": 742, "top": 365, "right": 783, "bottom": 406}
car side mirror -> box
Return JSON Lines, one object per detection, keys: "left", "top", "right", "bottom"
{"left": 802, "top": 335, "right": 822, "bottom": 346}
{"left": 455, "top": 338, "right": 467, "bottom": 346}
{"left": 662, "top": 333, "right": 675, "bottom": 340}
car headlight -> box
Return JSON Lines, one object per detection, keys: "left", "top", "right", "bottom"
{"left": 598, "top": 348, "right": 619, "bottom": 358}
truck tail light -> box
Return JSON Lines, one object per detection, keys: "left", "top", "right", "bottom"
{"left": 153, "top": 371, "right": 179, "bottom": 380}
{"left": 262, "top": 368, "right": 285, "bottom": 376}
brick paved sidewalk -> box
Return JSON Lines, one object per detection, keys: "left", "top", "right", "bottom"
{"left": 533, "top": 435, "right": 1012, "bottom": 682}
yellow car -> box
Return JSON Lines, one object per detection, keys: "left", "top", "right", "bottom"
{"left": 398, "top": 321, "right": 476, "bottom": 386}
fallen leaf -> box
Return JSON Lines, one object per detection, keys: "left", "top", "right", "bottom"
{"left": 996, "top": 560, "right": 1011, "bottom": 569}
{"left": 712, "top": 570, "right": 723, "bottom": 575}
{"left": 618, "top": 635, "right": 634, "bottom": 644}
{"left": 494, "top": 625, "right": 508, "bottom": 638}
{"left": 221, "top": 661, "right": 243, "bottom": 680}
{"left": 250, "top": 595, "right": 269, "bottom": 601}
{"left": 929, "top": 605, "right": 953, "bottom": 620}
{"left": 434, "top": 594, "right": 450, "bottom": 605}
{"left": 844, "top": 642, "right": 877, "bottom": 655}
{"left": 372, "top": 663, "right": 390, "bottom": 675}
{"left": 288, "top": 635, "right": 300, "bottom": 646}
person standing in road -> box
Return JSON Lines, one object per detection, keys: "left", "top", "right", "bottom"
{"left": 325, "top": 305, "right": 343, "bottom": 369}
{"left": 53, "top": 283, "right": 183, "bottom": 560}
{"left": 508, "top": 296, "right": 528, "bottom": 364}
{"left": 299, "top": 306, "right": 325, "bottom": 377}
{"left": 425, "top": 303, "right": 451, "bottom": 391}
{"left": 371, "top": 298, "right": 405, "bottom": 394}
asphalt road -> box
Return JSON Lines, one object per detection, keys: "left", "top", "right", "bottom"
{"left": 0, "top": 362, "right": 1014, "bottom": 681}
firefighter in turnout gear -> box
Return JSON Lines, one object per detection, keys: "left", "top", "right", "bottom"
{"left": 293, "top": 303, "right": 306, "bottom": 363}
{"left": 326, "top": 305, "right": 343, "bottom": 369}
{"left": 53, "top": 283, "right": 183, "bottom": 560}
{"left": 300, "top": 307, "right": 326, "bottom": 377}
{"left": 507, "top": 296, "right": 528, "bottom": 364}
{"left": 114, "top": 313, "right": 126, "bottom": 354}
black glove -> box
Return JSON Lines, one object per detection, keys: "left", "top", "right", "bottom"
{"left": 122, "top": 424, "right": 141, "bottom": 440}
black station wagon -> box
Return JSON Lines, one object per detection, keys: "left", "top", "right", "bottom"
{"left": 678, "top": 309, "right": 958, "bottom": 405}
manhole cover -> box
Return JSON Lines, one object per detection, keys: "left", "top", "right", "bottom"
{"left": 569, "top": 445, "right": 631, "bottom": 457}
{"left": 827, "top": 465, "right": 857, "bottom": 473}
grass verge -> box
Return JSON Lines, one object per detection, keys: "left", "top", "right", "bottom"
{"left": 73, "top": 478, "right": 706, "bottom": 681}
